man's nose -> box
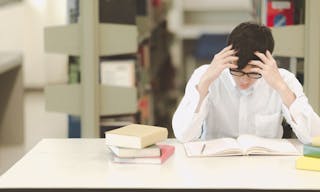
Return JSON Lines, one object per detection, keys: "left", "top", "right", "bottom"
{"left": 240, "top": 75, "right": 250, "bottom": 83}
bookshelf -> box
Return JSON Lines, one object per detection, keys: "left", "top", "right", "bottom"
{"left": 270, "top": 0, "right": 320, "bottom": 114}
{"left": 168, "top": 0, "right": 254, "bottom": 39}
{"left": 0, "top": 52, "right": 23, "bottom": 145}
{"left": 44, "top": 0, "right": 138, "bottom": 137}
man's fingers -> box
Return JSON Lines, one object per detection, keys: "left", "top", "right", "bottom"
{"left": 254, "top": 52, "right": 269, "bottom": 64}
{"left": 266, "top": 50, "right": 277, "bottom": 63}
{"left": 248, "top": 60, "right": 265, "bottom": 69}
{"left": 223, "top": 56, "right": 239, "bottom": 64}
{"left": 250, "top": 67, "right": 263, "bottom": 74}
{"left": 219, "top": 49, "right": 236, "bottom": 59}
{"left": 266, "top": 50, "right": 272, "bottom": 60}
{"left": 222, "top": 63, "right": 238, "bottom": 70}
{"left": 222, "top": 45, "right": 233, "bottom": 52}
{"left": 217, "top": 45, "right": 233, "bottom": 56}
{"left": 226, "top": 64, "right": 238, "bottom": 69}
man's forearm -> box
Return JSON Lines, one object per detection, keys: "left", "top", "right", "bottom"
{"left": 276, "top": 82, "right": 296, "bottom": 108}
{"left": 195, "top": 76, "right": 212, "bottom": 112}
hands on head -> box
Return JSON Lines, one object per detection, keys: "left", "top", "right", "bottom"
{"left": 249, "top": 50, "right": 285, "bottom": 91}
{"left": 199, "top": 44, "right": 287, "bottom": 93}
{"left": 202, "top": 45, "right": 238, "bottom": 83}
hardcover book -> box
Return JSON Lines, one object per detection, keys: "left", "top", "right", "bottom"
{"left": 108, "top": 144, "right": 160, "bottom": 158}
{"left": 105, "top": 124, "right": 168, "bottom": 149}
{"left": 296, "top": 156, "right": 320, "bottom": 171}
{"left": 112, "top": 145, "right": 174, "bottom": 164}
{"left": 303, "top": 144, "right": 320, "bottom": 158}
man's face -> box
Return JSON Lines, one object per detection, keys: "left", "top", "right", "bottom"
{"left": 231, "top": 64, "right": 260, "bottom": 90}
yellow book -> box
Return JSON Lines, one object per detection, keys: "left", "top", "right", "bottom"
{"left": 312, "top": 136, "right": 320, "bottom": 147}
{"left": 296, "top": 156, "right": 320, "bottom": 171}
{"left": 105, "top": 124, "right": 168, "bottom": 149}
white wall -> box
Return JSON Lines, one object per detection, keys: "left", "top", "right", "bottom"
{"left": 0, "top": 0, "right": 68, "bottom": 88}
{"left": 0, "top": 3, "right": 24, "bottom": 52}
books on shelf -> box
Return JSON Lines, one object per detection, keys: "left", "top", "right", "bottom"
{"left": 100, "top": 59, "right": 135, "bottom": 87}
{"left": 99, "top": 0, "right": 136, "bottom": 25}
{"left": 108, "top": 144, "right": 160, "bottom": 158}
{"left": 266, "top": 0, "right": 294, "bottom": 27}
{"left": 296, "top": 156, "right": 320, "bottom": 172}
{"left": 105, "top": 124, "right": 168, "bottom": 149}
{"left": 112, "top": 144, "right": 175, "bottom": 164}
{"left": 184, "top": 134, "right": 300, "bottom": 157}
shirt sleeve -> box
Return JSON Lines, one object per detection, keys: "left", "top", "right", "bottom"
{"left": 172, "top": 65, "right": 211, "bottom": 143}
{"left": 281, "top": 70, "right": 320, "bottom": 144}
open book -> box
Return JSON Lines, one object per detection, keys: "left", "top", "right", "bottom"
{"left": 184, "top": 134, "right": 300, "bottom": 157}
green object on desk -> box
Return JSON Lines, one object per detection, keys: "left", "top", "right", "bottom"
{"left": 303, "top": 144, "right": 320, "bottom": 158}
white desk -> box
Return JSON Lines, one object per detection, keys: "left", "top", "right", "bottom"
{"left": 0, "top": 139, "right": 319, "bottom": 191}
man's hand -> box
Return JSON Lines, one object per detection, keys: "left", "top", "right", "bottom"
{"left": 249, "top": 50, "right": 285, "bottom": 92}
{"left": 197, "top": 45, "right": 238, "bottom": 95}
{"left": 195, "top": 45, "right": 238, "bottom": 112}
{"left": 249, "top": 50, "right": 296, "bottom": 108}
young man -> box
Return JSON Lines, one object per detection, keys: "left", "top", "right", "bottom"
{"left": 172, "top": 22, "right": 320, "bottom": 144}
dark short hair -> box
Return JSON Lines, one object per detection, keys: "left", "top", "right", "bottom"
{"left": 227, "top": 22, "right": 274, "bottom": 69}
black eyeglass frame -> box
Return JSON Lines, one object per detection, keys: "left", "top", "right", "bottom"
{"left": 229, "top": 69, "right": 262, "bottom": 79}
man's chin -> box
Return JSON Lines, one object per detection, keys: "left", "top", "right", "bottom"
{"left": 239, "top": 85, "right": 250, "bottom": 90}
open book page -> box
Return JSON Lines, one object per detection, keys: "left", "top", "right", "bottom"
{"left": 184, "top": 138, "right": 243, "bottom": 157}
{"left": 236, "top": 134, "right": 300, "bottom": 155}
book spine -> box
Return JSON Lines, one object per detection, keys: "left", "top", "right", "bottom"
{"left": 158, "top": 145, "right": 175, "bottom": 164}
{"left": 296, "top": 156, "right": 320, "bottom": 171}
{"left": 303, "top": 145, "right": 320, "bottom": 158}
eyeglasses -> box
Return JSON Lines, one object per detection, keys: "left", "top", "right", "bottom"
{"left": 229, "top": 69, "right": 262, "bottom": 79}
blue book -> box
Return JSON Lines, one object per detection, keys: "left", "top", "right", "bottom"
{"left": 68, "top": 115, "right": 81, "bottom": 138}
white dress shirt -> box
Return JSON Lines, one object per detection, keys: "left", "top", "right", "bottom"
{"left": 172, "top": 65, "right": 320, "bottom": 144}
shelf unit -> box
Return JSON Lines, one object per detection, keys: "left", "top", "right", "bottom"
{"left": 44, "top": 0, "right": 138, "bottom": 137}
{"left": 271, "top": 0, "right": 320, "bottom": 113}
{"left": 133, "top": 0, "right": 177, "bottom": 136}
{"left": 168, "top": 0, "right": 254, "bottom": 39}
{"left": 45, "top": 84, "right": 136, "bottom": 116}
{"left": 271, "top": 25, "right": 304, "bottom": 58}
{"left": 45, "top": 24, "right": 137, "bottom": 56}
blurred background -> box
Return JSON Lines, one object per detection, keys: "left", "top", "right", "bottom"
{"left": 1, "top": 0, "right": 319, "bottom": 174}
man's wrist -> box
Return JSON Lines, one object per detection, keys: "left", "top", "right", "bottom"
{"left": 196, "top": 83, "right": 209, "bottom": 97}
{"left": 275, "top": 81, "right": 296, "bottom": 108}
{"left": 275, "top": 81, "right": 288, "bottom": 94}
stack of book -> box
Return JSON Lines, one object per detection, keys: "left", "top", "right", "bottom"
{"left": 105, "top": 124, "right": 174, "bottom": 164}
{"left": 296, "top": 136, "right": 320, "bottom": 171}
